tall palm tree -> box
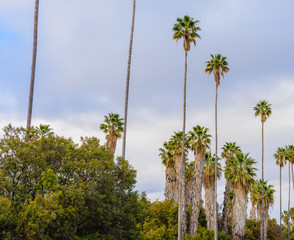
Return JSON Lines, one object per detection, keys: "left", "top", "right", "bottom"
{"left": 253, "top": 100, "right": 272, "bottom": 240}
{"left": 122, "top": 0, "right": 136, "bottom": 159}
{"left": 274, "top": 147, "right": 287, "bottom": 240}
{"left": 205, "top": 54, "right": 229, "bottom": 239}
{"left": 27, "top": 0, "right": 40, "bottom": 128}
{"left": 203, "top": 151, "right": 221, "bottom": 231}
{"left": 100, "top": 113, "right": 124, "bottom": 154}
{"left": 159, "top": 140, "right": 176, "bottom": 201}
{"left": 221, "top": 142, "right": 241, "bottom": 233}
{"left": 173, "top": 15, "right": 201, "bottom": 240}
{"left": 225, "top": 152, "right": 256, "bottom": 240}
{"left": 251, "top": 180, "right": 275, "bottom": 240}
{"left": 187, "top": 125, "right": 211, "bottom": 235}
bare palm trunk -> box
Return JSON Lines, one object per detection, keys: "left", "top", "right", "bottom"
{"left": 27, "top": 0, "right": 40, "bottom": 128}
{"left": 214, "top": 84, "right": 218, "bottom": 240}
{"left": 264, "top": 206, "right": 269, "bottom": 240}
{"left": 165, "top": 166, "right": 176, "bottom": 200}
{"left": 221, "top": 180, "right": 233, "bottom": 232}
{"left": 280, "top": 165, "right": 282, "bottom": 240}
{"left": 175, "top": 153, "right": 182, "bottom": 202}
{"left": 261, "top": 121, "right": 264, "bottom": 240}
{"left": 178, "top": 50, "right": 188, "bottom": 240}
{"left": 190, "top": 150, "right": 205, "bottom": 235}
{"left": 106, "top": 130, "right": 117, "bottom": 154}
{"left": 232, "top": 186, "right": 247, "bottom": 240}
{"left": 288, "top": 163, "right": 290, "bottom": 240}
{"left": 250, "top": 198, "right": 256, "bottom": 220}
{"left": 204, "top": 181, "right": 216, "bottom": 230}
{"left": 122, "top": 0, "right": 136, "bottom": 159}
{"left": 185, "top": 179, "right": 193, "bottom": 207}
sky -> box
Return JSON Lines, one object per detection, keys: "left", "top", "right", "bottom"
{"left": 1, "top": 0, "right": 294, "bottom": 221}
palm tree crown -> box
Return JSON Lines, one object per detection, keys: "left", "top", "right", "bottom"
{"left": 251, "top": 180, "right": 275, "bottom": 209}
{"left": 205, "top": 54, "right": 229, "bottom": 86}
{"left": 221, "top": 142, "right": 241, "bottom": 165}
{"left": 173, "top": 15, "right": 201, "bottom": 52}
{"left": 225, "top": 152, "right": 257, "bottom": 192}
{"left": 203, "top": 151, "right": 222, "bottom": 187}
{"left": 274, "top": 147, "right": 287, "bottom": 167}
{"left": 100, "top": 113, "right": 124, "bottom": 138}
{"left": 188, "top": 125, "right": 211, "bottom": 153}
{"left": 254, "top": 100, "right": 272, "bottom": 123}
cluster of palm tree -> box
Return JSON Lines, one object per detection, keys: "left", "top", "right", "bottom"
{"left": 274, "top": 145, "right": 294, "bottom": 240}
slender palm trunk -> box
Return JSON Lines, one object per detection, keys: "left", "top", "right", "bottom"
{"left": 221, "top": 175, "right": 233, "bottom": 232}
{"left": 280, "top": 165, "right": 282, "bottom": 240}
{"left": 178, "top": 50, "right": 188, "bottom": 240}
{"left": 261, "top": 121, "right": 264, "bottom": 240}
{"left": 122, "top": 0, "right": 136, "bottom": 159}
{"left": 214, "top": 84, "right": 218, "bottom": 240}
{"left": 288, "top": 163, "right": 290, "bottom": 240}
{"left": 27, "top": 0, "right": 40, "bottom": 128}
{"left": 264, "top": 206, "right": 270, "bottom": 240}
{"left": 190, "top": 149, "right": 205, "bottom": 235}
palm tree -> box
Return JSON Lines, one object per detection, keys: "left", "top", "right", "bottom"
{"left": 253, "top": 100, "right": 272, "bottom": 240}
{"left": 289, "top": 208, "right": 294, "bottom": 228}
{"left": 203, "top": 151, "right": 221, "bottom": 232}
{"left": 185, "top": 160, "right": 194, "bottom": 207}
{"left": 100, "top": 113, "right": 124, "bottom": 154}
{"left": 36, "top": 124, "right": 53, "bottom": 137}
{"left": 249, "top": 182, "right": 257, "bottom": 221}
{"left": 221, "top": 142, "right": 241, "bottom": 233}
{"left": 205, "top": 54, "right": 229, "bottom": 239}
{"left": 187, "top": 125, "right": 211, "bottom": 235}
{"left": 122, "top": 0, "right": 136, "bottom": 159}
{"left": 27, "top": 0, "right": 40, "bottom": 128}
{"left": 274, "top": 147, "right": 287, "bottom": 240}
{"left": 159, "top": 141, "right": 176, "bottom": 201}
{"left": 282, "top": 210, "right": 291, "bottom": 229}
{"left": 225, "top": 152, "right": 257, "bottom": 240}
{"left": 251, "top": 180, "right": 275, "bottom": 240}
{"left": 173, "top": 15, "right": 201, "bottom": 240}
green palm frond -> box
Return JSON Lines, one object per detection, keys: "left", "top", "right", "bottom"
{"left": 250, "top": 179, "right": 275, "bottom": 208}
{"left": 274, "top": 147, "right": 287, "bottom": 167}
{"left": 205, "top": 54, "right": 229, "bottom": 86}
{"left": 99, "top": 113, "right": 124, "bottom": 138}
{"left": 253, "top": 100, "right": 272, "bottom": 122}
{"left": 187, "top": 125, "right": 211, "bottom": 153}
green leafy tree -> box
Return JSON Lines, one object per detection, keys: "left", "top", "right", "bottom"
{"left": 205, "top": 53, "right": 229, "bottom": 240}
{"left": 100, "top": 113, "right": 124, "bottom": 154}
{"left": 173, "top": 15, "right": 201, "bottom": 239}
{"left": 187, "top": 125, "right": 211, "bottom": 235}
{"left": 253, "top": 100, "right": 272, "bottom": 240}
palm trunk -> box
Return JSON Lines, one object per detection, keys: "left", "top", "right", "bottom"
{"left": 175, "top": 153, "right": 182, "bottom": 202}
{"left": 27, "top": 0, "right": 40, "bottom": 128}
{"left": 288, "top": 163, "right": 290, "bottom": 240}
{"left": 165, "top": 166, "right": 176, "bottom": 200}
{"left": 280, "top": 165, "right": 282, "bottom": 240}
{"left": 185, "top": 178, "right": 193, "bottom": 207}
{"left": 264, "top": 205, "right": 269, "bottom": 240}
{"left": 204, "top": 181, "right": 216, "bottom": 230}
{"left": 122, "top": 0, "right": 136, "bottom": 159}
{"left": 261, "top": 121, "right": 264, "bottom": 240}
{"left": 221, "top": 180, "right": 233, "bottom": 233}
{"left": 214, "top": 84, "right": 218, "bottom": 240}
{"left": 250, "top": 198, "right": 256, "bottom": 220}
{"left": 106, "top": 130, "right": 117, "bottom": 154}
{"left": 190, "top": 149, "right": 205, "bottom": 235}
{"left": 178, "top": 50, "right": 188, "bottom": 240}
{"left": 232, "top": 186, "right": 247, "bottom": 240}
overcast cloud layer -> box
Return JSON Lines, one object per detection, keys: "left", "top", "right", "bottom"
{"left": 1, "top": 0, "right": 294, "bottom": 221}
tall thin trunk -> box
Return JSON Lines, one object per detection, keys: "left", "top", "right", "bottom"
{"left": 280, "top": 165, "right": 282, "bottom": 240}
{"left": 27, "top": 0, "right": 40, "bottom": 128}
{"left": 232, "top": 186, "right": 247, "bottom": 240}
{"left": 261, "top": 121, "right": 264, "bottom": 240}
{"left": 190, "top": 149, "right": 205, "bottom": 235}
{"left": 175, "top": 153, "right": 182, "bottom": 202}
{"left": 288, "top": 163, "right": 290, "bottom": 240}
{"left": 122, "top": 0, "right": 136, "bottom": 159}
{"left": 214, "top": 84, "right": 218, "bottom": 240}
{"left": 178, "top": 50, "right": 188, "bottom": 240}
{"left": 264, "top": 206, "right": 270, "bottom": 240}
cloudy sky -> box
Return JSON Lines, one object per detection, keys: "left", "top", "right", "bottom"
{"left": 1, "top": 0, "right": 294, "bottom": 221}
